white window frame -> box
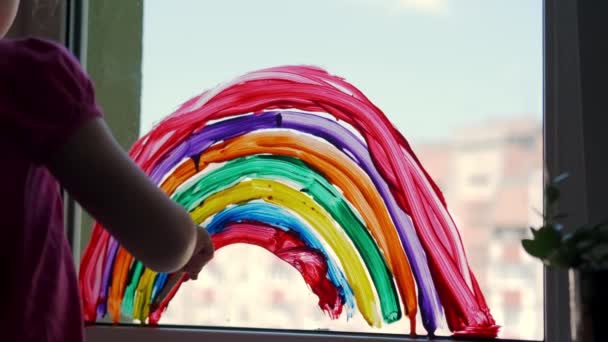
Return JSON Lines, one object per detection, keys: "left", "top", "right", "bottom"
{"left": 50, "top": 0, "right": 582, "bottom": 341}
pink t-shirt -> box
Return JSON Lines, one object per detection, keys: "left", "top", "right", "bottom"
{"left": 0, "top": 38, "right": 102, "bottom": 341}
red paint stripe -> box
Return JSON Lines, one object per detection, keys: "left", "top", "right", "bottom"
{"left": 81, "top": 66, "right": 497, "bottom": 336}
{"left": 149, "top": 222, "right": 343, "bottom": 324}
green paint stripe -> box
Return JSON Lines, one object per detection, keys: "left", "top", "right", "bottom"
{"left": 121, "top": 261, "right": 144, "bottom": 318}
{"left": 173, "top": 155, "right": 401, "bottom": 322}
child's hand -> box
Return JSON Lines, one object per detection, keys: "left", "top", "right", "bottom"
{"left": 181, "top": 228, "right": 215, "bottom": 280}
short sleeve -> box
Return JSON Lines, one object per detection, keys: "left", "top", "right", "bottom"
{"left": 0, "top": 38, "right": 103, "bottom": 164}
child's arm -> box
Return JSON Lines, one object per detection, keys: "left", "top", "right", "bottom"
{"left": 47, "top": 117, "right": 212, "bottom": 273}
{"left": 0, "top": 38, "right": 212, "bottom": 275}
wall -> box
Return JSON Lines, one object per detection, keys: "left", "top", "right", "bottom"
{"left": 6, "top": 0, "right": 66, "bottom": 41}
{"left": 577, "top": 2, "right": 608, "bottom": 224}
{"left": 80, "top": 0, "right": 143, "bottom": 247}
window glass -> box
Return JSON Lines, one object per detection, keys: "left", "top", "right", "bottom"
{"left": 137, "top": 0, "right": 543, "bottom": 339}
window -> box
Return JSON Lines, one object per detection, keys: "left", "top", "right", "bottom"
{"left": 60, "top": 1, "right": 585, "bottom": 342}
{"left": 133, "top": 0, "right": 545, "bottom": 339}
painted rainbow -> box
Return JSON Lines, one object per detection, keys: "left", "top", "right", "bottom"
{"left": 79, "top": 65, "right": 498, "bottom": 337}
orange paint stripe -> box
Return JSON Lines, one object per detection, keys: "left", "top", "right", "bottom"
{"left": 160, "top": 159, "right": 198, "bottom": 194}
{"left": 196, "top": 130, "right": 418, "bottom": 322}
{"left": 107, "top": 247, "right": 133, "bottom": 323}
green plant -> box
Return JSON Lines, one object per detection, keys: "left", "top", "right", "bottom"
{"left": 522, "top": 174, "right": 608, "bottom": 271}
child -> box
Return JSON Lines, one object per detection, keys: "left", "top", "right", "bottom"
{"left": 0, "top": 1, "right": 214, "bottom": 341}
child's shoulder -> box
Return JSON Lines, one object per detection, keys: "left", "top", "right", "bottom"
{"left": 0, "top": 37, "right": 68, "bottom": 55}
{"left": 0, "top": 37, "right": 89, "bottom": 96}
{"left": 0, "top": 38, "right": 100, "bottom": 164}
{"left": 0, "top": 37, "right": 79, "bottom": 74}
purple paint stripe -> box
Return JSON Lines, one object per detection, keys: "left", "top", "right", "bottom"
{"left": 98, "top": 238, "right": 119, "bottom": 318}
{"left": 282, "top": 112, "right": 443, "bottom": 332}
{"left": 145, "top": 110, "right": 442, "bottom": 333}
{"left": 149, "top": 114, "right": 280, "bottom": 184}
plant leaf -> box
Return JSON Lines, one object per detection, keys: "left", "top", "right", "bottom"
{"left": 522, "top": 239, "right": 544, "bottom": 258}
{"left": 575, "top": 240, "right": 595, "bottom": 252}
{"left": 596, "top": 225, "right": 608, "bottom": 241}
{"left": 530, "top": 227, "right": 538, "bottom": 237}
{"left": 522, "top": 226, "right": 562, "bottom": 259}
{"left": 553, "top": 173, "right": 569, "bottom": 184}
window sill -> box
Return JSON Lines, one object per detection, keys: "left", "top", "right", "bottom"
{"left": 86, "top": 324, "right": 536, "bottom": 342}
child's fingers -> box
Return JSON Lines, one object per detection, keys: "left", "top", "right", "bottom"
{"left": 181, "top": 228, "right": 215, "bottom": 280}
{"left": 183, "top": 247, "right": 214, "bottom": 280}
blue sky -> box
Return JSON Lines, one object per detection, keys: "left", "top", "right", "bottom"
{"left": 141, "top": 0, "right": 542, "bottom": 143}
